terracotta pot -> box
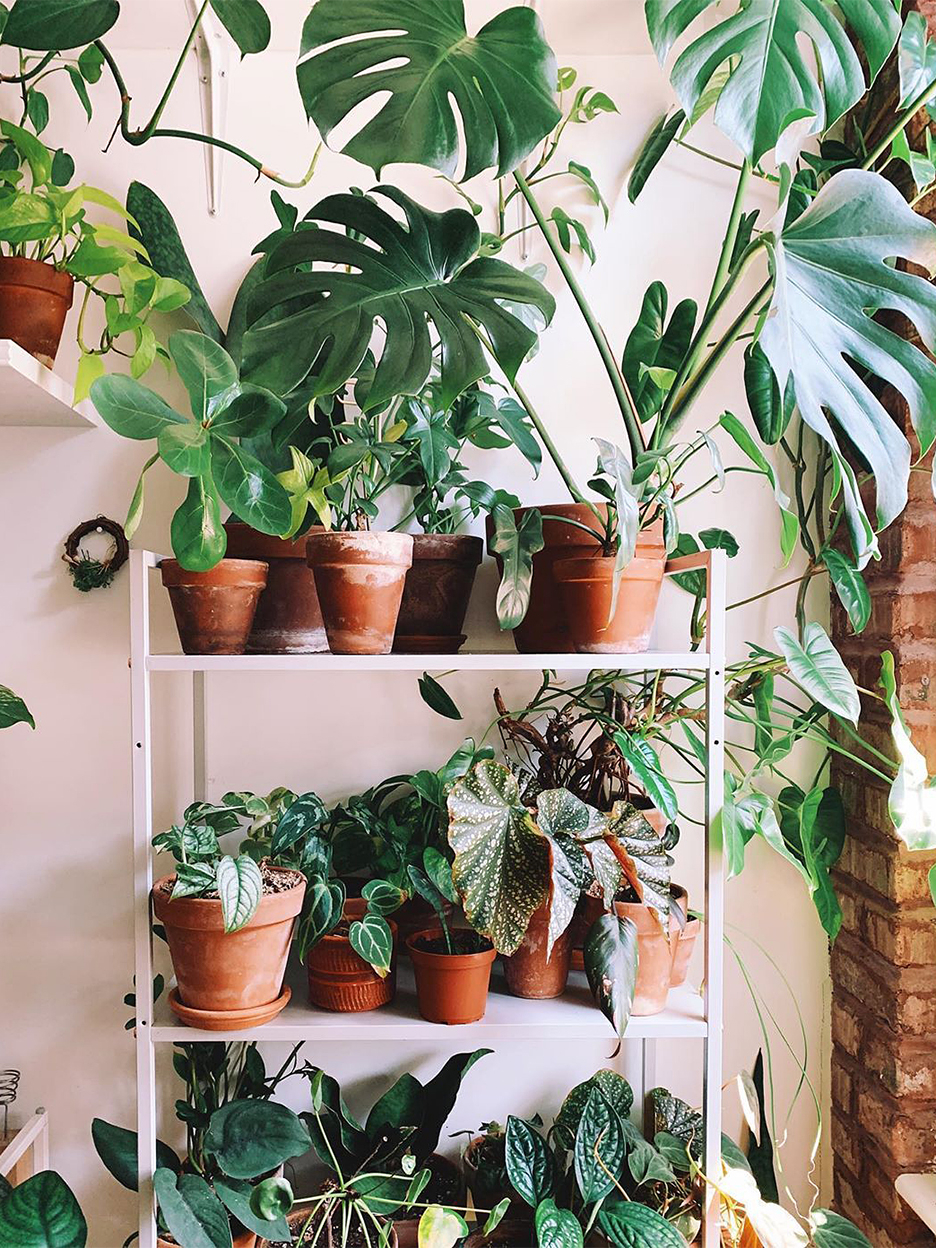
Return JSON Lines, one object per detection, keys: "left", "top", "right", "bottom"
{"left": 503, "top": 902, "right": 572, "bottom": 999}
{"left": 224, "top": 522, "right": 328, "bottom": 654}
{"left": 161, "top": 1231, "right": 255, "bottom": 1248}
{"left": 268, "top": 1208, "right": 399, "bottom": 1248}
{"left": 306, "top": 531, "right": 413, "bottom": 654}
{"left": 160, "top": 558, "right": 268, "bottom": 655}
{"left": 407, "top": 928, "right": 496, "bottom": 1024}
{"left": 152, "top": 868, "right": 305, "bottom": 1028}
{"left": 670, "top": 916, "right": 701, "bottom": 988}
{"left": 0, "top": 257, "right": 74, "bottom": 367}
{"left": 306, "top": 897, "right": 397, "bottom": 1012}
{"left": 553, "top": 523, "right": 666, "bottom": 654}
{"left": 486, "top": 504, "right": 606, "bottom": 653}
{"left": 394, "top": 532, "right": 483, "bottom": 653}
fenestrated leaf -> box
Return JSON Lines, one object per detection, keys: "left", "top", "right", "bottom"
{"left": 646, "top": 0, "right": 900, "bottom": 165}
{"left": 810, "top": 1209, "right": 874, "bottom": 1248}
{"left": 744, "top": 341, "right": 794, "bottom": 446}
{"left": 210, "top": 436, "right": 292, "bottom": 537}
{"left": 505, "top": 1116, "right": 556, "bottom": 1208}
{"left": 622, "top": 282, "right": 697, "bottom": 423}
{"left": 0, "top": 1171, "right": 88, "bottom": 1248}
{"left": 534, "top": 1198, "right": 583, "bottom": 1248}
{"left": 0, "top": 684, "right": 34, "bottom": 730}
{"left": 153, "top": 1169, "right": 231, "bottom": 1248}
{"left": 583, "top": 913, "right": 639, "bottom": 1040}
{"left": 573, "top": 1087, "right": 626, "bottom": 1204}
{"left": 3, "top": 0, "right": 118, "bottom": 49}
{"left": 448, "top": 760, "right": 549, "bottom": 955}
{"left": 210, "top": 0, "right": 270, "bottom": 56}
{"left": 821, "top": 547, "right": 870, "bottom": 635}
{"left": 490, "top": 504, "right": 544, "bottom": 631}
{"left": 170, "top": 473, "right": 227, "bottom": 571}
{"left": 880, "top": 649, "right": 936, "bottom": 849}
{"left": 244, "top": 188, "right": 554, "bottom": 408}
{"left": 553, "top": 1070, "right": 634, "bottom": 1151}
{"left": 216, "top": 853, "right": 263, "bottom": 933}
{"left": 295, "top": 0, "right": 561, "bottom": 179}
{"left": 606, "top": 801, "right": 672, "bottom": 931}
{"left": 775, "top": 623, "right": 860, "bottom": 724}
{"left": 627, "top": 110, "right": 685, "bottom": 203}
{"left": 349, "top": 913, "right": 394, "bottom": 977}
{"left": 761, "top": 170, "right": 936, "bottom": 564}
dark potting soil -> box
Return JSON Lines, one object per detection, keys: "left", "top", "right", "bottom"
{"left": 396, "top": 1154, "right": 463, "bottom": 1220}
{"left": 158, "top": 860, "right": 304, "bottom": 900}
{"left": 413, "top": 931, "right": 493, "bottom": 955}
{"left": 266, "top": 1209, "right": 382, "bottom": 1248}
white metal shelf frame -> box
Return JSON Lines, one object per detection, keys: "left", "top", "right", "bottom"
{"left": 129, "top": 547, "right": 727, "bottom": 1248}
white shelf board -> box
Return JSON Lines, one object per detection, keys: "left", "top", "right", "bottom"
{"left": 896, "top": 1174, "right": 936, "bottom": 1232}
{"left": 146, "top": 651, "right": 711, "bottom": 673}
{"left": 0, "top": 339, "right": 98, "bottom": 428}
{"left": 150, "top": 963, "right": 706, "bottom": 1043}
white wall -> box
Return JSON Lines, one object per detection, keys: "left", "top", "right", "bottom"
{"left": 0, "top": 5, "right": 831, "bottom": 1244}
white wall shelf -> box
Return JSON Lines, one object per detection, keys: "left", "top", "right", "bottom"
{"left": 896, "top": 1173, "right": 936, "bottom": 1232}
{"left": 129, "top": 546, "right": 728, "bottom": 1248}
{"left": 0, "top": 340, "right": 98, "bottom": 429}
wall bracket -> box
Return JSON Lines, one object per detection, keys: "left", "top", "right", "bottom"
{"left": 184, "top": 0, "right": 231, "bottom": 216}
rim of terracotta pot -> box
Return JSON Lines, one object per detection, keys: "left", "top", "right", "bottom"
{"left": 160, "top": 557, "right": 269, "bottom": 588}
{"left": 0, "top": 254, "right": 74, "bottom": 299}
{"left": 305, "top": 530, "right": 414, "bottom": 567}
{"left": 224, "top": 520, "right": 324, "bottom": 561}
{"left": 406, "top": 927, "right": 496, "bottom": 968}
{"left": 151, "top": 868, "right": 305, "bottom": 931}
{"left": 409, "top": 532, "right": 484, "bottom": 563}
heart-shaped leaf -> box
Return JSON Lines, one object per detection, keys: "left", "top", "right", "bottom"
{"left": 210, "top": 0, "right": 270, "bottom": 56}
{"left": 535, "top": 1198, "right": 584, "bottom": 1248}
{"left": 775, "top": 623, "right": 860, "bottom": 724}
{"left": 2, "top": 0, "right": 119, "bottom": 50}
{"left": 362, "top": 879, "right": 406, "bottom": 916}
{"left": 417, "top": 1205, "right": 469, "bottom": 1248}
{"left": 349, "top": 913, "right": 394, "bottom": 976}
{"left": 216, "top": 1176, "right": 291, "bottom": 1239}
{"left": 810, "top": 1209, "right": 874, "bottom": 1248}
{"left": 270, "top": 791, "right": 329, "bottom": 858}
{"left": 216, "top": 853, "right": 263, "bottom": 933}
{"left": 205, "top": 1101, "right": 312, "bottom": 1180}
{"left": 0, "top": 1171, "right": 88, "bottom": 1248}
{"left": 622, "top": 281, "right": 697, "bottom": 421}
{"left": 553, "top": 1071, "right": 634, "bottom": 1151}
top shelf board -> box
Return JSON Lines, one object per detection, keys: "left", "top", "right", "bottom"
{"left": 0, "top": 340, "right": 98, "bottom": 428}
{"left": 146, "top": 651, "right": 712, "bottom": 673}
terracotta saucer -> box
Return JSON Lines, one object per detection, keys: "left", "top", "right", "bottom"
{"left": 392, "top": 633, "right": 468, "bottom": 654}
{"left": 168, "top": 985, "right": 291, "bottom": 1031}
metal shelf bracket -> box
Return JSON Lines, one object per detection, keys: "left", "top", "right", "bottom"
{"left": 184, "top": 0, "right": 231, "bottom": 216}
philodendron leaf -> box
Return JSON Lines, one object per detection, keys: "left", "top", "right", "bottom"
{"left": 295, "top": 0, "right": 561, "bottom": 179}
{"left": 744, "top": 341, "right": 794, "bottom": 446}
{"left": 418, "top": 673, "right": 462, "bottom": 721}
{"left": 821, "top": 547, "right": 871, "bottom": 635}
{"left": 490, "top": 504, "right": 544, "bottom": 631}
{"left": 216, "top": 853, "right": 263, "bottom": 933}
{"left": 646, "top": 0, "right": 899, "bottom": 165}
{"left": 245, "top": 188, "right": 554, "bottom": 406}
{"left": 880, "top": 650, "right": 936, "bottom": 849}
{"left": 583, "top": 913, "right": 639, "bottom": 1040}
{"left": 349, "top": 913, "right": 394, "bottom": 977}
{"left": 0, "top": 1171, "right": 88, "bottom": 1248}
{"left": 598, "top": 1198, "right": 688, "bottom": 1247}
{"left": 899, "top": 11, "right": 936, "bottom": 109}
{"left": 535, "top": 1198, "right": 584, "bottom": 1248}
{"left": 621, "top": 282, "right": 697, "bottom": 423}
{"left": 810, "top": 1209, "right": 874, "bottom": 1248}
{"left": 612, "top": 732, "right": 678, "bottom": 822}
{"left": 205, "top": 1101, "right": 311, "bottom": 1179}
{"left": 775, "top": 623, "right": 860, "bottom": 724}
{"left": 210, "top": 0, "right": 270, "bottom": 56}
{"left": 153, "top": 1169, "right": 231, "bottom": 1248}
{"left": 573, "top": 1087, "right": 626, "bottom": 1204}
{"left": 0, "top": 685, "right": 33, "bottom": 729}
{"left": 170, "top": 473, "right": 227, "bottom": 571}
{"left": 627, "top": 110, "right": 685, "bottom": 203}
{"left": 761, "top": 170, "right": 936, "bottom": 564}
{"left": 553, "top": 1070, "right": 634, "bottom": 1151}
{"left": 2, "top": 0, "right": 119, "bottom": 50}
{"left": 505, "top": 1116, "right": 556, "bottom": 1208}
{"left": 448, "top": 760, "right": 549, "bottom": 955}
{"left": 417, "top": 1206, "right": 469, "bottom": 1248}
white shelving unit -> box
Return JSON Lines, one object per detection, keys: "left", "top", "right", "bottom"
{"left": 0, "top": 340, "right": 99, "bottom": 428}
{"left": 129, "top": 546, "right": 727, "bottom": 1248}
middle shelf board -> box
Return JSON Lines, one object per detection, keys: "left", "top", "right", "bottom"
{"left": 149, "top": 964, "right": 707, "bottom": 1043}
{"left": 145, "top": 651, "right": 712, "bottom": 674}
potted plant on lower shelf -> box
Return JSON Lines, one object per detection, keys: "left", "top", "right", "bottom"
{"left": 299, "top": 877, "right": 404, "bottom": 1013}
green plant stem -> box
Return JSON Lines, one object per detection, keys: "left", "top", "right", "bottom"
{"left": 0, "top": 51, "right": 57, "bottom": 84}
{"left": 705, "top": 161, "right": 751, "bottom": 316}
{"left": 512, "top": 170, "right": 644, "bottom": 460}
{"left": 863, "top": 77, "right": 936, "bottom": 171}
{"left": 728, "top": 566, "right": 826, "bottom": 611}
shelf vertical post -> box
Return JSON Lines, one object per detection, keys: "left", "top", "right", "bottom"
{"left": 702, "top": 550, "right": 727, "bottom": 1246}
{"left": 193, "top": 671, "right": 206, "bottom": 802}
{"left": 130, "top": 551, "right": 157, "bottom": 1248}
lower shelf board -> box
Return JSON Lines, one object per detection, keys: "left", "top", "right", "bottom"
{"left": 148, "top": 963, "right": 707, "bottom": 1043}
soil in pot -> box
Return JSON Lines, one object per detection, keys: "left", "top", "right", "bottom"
{"left": 553, "top": 523, "right": 666, "bottom": 655}
{"left": 160, "top": 558, "right": 268, "bottom": 655}
{"left": 393, "top": 1154, "right": 466, "bottom": 1246}
{"left": 393, "top": 532, "right": 483, "bottom": 653}
{"left": 306, "top": 531, "right": 413, "bottom": 655}
{"left": 224, "top": 522, "right": 328, "bottom": 654}
{"left": 407, "top": 928, "right": 495, "bottom": 1025}
{"left": 265, "top": 1206, "right": 398, "bottom": 1248}
{"left": 152, "top": 863, "right": 305, "bottom": 1029}
{"left": 306, "top": 908, "right": 397, "bottom": 1012}
{"left": 0, "top": 257, "right": 74, "bottom": 367}
{"left": 486, "top": 504, "right": 605, "bottom": 654}
{"left": 503, "top": 902, "right": 572, "bottom": 999}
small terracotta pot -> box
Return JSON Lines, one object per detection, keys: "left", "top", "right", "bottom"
{"left": 160, "top": 558, "right": 268, "bottom": 655}
{"left": 161, "top": 1231, "right": 255, "bottom": 1248}
{"left": 0, "top": 257, "right": 74, "bottom": 367}
{"left": 407, "top": 928, "right": 495, "bottom": 1025}
{"left": 152, "top": 868, "right": 305, "bottom": 1028}
{"left": 503, "top": 902, "right": 572, "bottom": 999}
{"left": 306, "top": 897, "right": 397, "bottom": 1012}
{"left": 486, "top": 504, "right": 606, "bottom": 653}
{"left": 553, "top": 523, "right": 666, "bottom": 654}
{"left": 224, "top": 522, "right": 328, "bottom": 654}
{"left": 277, "top": 1207, "right": 399, "bottom": 1248}
{"left": 394, "top": 532, "right": 483, "bottom": 653}
{"left": 306, "top": 531, "right": 413, "bottom": 655}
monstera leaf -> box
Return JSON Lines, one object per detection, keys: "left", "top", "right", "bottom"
{"left": 447, "top": 761, "right": 549, "bottom": 955}
{"left": 243, "top": 188, "right": 555, "bottom": 407}
{"left": 295, "top": 0, "right": 561, "bottom": 179}
{"left": 646, "top": 0, "right": 900, "bottom": 164}
{"left": 761, "top": 170, "right": 936, "bottom": 564}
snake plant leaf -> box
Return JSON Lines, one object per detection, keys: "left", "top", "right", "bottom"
{"left": 553, "top": 1071, "right": 634, "bottom": 1151}
{"left": 880, "top": 650, "right": 936, "bottom": 849}
{"left": 574, "top": 1087, "right": 626, "bottom": 1204}
{"left": 170, "top": 473, "right": 227, "bottom": 571}
{"left": 216, "top": 853, "right": 263, "bottom": 933}
{"left": 583, "top": 913, "right": 639, "bottom": 1040}
{"left": 295, "top": 0, "right": 561, "bottom": 179}
{"left": 349, "top": 913, "right": 394, "bottom": 977}
{"left": 646, "top": 0, "right": 900, "bottom": 165}
{"left": 761, "top": 170, "right": 936, "bottom": 564}
{"left": 245, "top": 188, "right": 554, "bottom": 407}
{"left": 447, "top": 760, "right": 549, "bottom": 956}
{"left": 490, "top": 504, "right": 545, "bottom": 631}
{"left": 153, "top": 1170, "right": 231, "bottom": 1248}
{"left": 775, "top": 623, "right": 860, "bottom": 724}
{"left": 810, "top": 1210, "right": 874, "bottom": 1248}
{"left": 606, "top": 801, "right": 672, "bottom": 933}
{"left": 598, "top": 1198, "right": 688, "bottom": 1247}
{"left": 505, "top": 1116, "right": 556, "bottom": 1208}
{"left": 0, "top": 685, "right": 34, "bottom": 730}
{"left": 534, "top": 1198, "right": 584, "bottom": 1248}
{"left": 622, "top": 282, "right": 697, "bottom": 423}
{"left": 0, "top": 1171, "right": 87, "bottom": 1248}
{"left": 535, "top": 789, "right": 598, "bottom": 958}
{"left": 2, "top": 0, "right": 119, "bottom": 50}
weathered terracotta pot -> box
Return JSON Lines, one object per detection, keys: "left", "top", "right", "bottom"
{"left": 224, "top": 522, "right": 328, "bottom": 654}
{"left": 152, "top": 868, "right": 304, "bottom": 1029}
{"left": 407, "top": 928, "right": 496, "bottom": 1025}
{"left": 0, "top": 257, "right": 74, "bottom": 367}
{"left": 670, "top": 916, "right": 701, "bottom": 988}
{"left": 161, "top": 1230, "right": 255, "bottom": 1248}
{"left": 503, "top": 901, "right": 572, "bottom": 999}
{"left": 394, "top": 532, "right": 483, "bottom": 653}
{"left": 553, "top": 522, "right": 666, "bottom": 654}
{"left": 160, "top": 558, "right": 268, "bottom": 655}
{"left": 271, "top": 1208, "right": 399, "bottom": 1248}
{"left": 306, "top": 898, "right": 397, "bottom": 1012}
{"left": 306, "top": 531, "right": 413, "bottom": 654}
{"left": 486, "top": 504, "right": 606, "bottom": 653}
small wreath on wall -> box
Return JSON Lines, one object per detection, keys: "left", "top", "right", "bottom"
{"left": 62, "top": 516, "right": 129, "bottom": 592}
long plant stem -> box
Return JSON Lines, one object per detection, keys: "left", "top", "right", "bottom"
{"left": 705, "top": 161, "right": 751, "bottom": 316}
{"left": 863, "top": 77, "right": 936, "bottom": 171}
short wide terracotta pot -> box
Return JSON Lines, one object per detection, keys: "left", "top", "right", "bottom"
{"left": 160, "top": 558, "right": 268, "bottom": 655}
{"left": 503, "top": 902, "right": 572, "bottom": 999}
{"left": 306, "top": 898, "right": 397, "bottom": 1012}
{"left": 407, "top": 928, "right": 495, "bottom": 1025}
{"left": 224, "top": 522, "right": 328, "bottom": 654}
{"left": 0, "top": 256, "right": 74, "bottom": 368}
{"left": 394, "top": 532, "right": 483, "bottom": 653}
{"left": 152, "top": 868, "right": 305, "bottom": 1027}
{"left": 306, "top": 531, "right": 413, "bottom": 655}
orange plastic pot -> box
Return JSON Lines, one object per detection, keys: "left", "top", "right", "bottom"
{"left": 407, "top": 928, "right": 495, "bottom": 1024}
{"left": 503, "top": 902, "right": 572, "bottom": 999}
{"left": 394, "top": 532, "right": 483, "bottom": 653}
{"left": 0, "top": 256, "right": 74, "bottom": 367}
{"left": 161, "top": 1231, "right": 255, "bottom": 1248}
{"left": 306, "top": 898, "right": 397, "bottom": 1012}
{"left": 224, "top": 522, "right": 327, "bottom": 654}
{"left": 306, "top": 531, "right": 413, "bottom": 654}
{"left": 152, "top": 868, "right": 305, "bottom": 1029}
{"left": 160, "top": 558, "right": 268, "bottom": 655}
